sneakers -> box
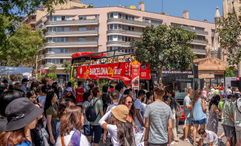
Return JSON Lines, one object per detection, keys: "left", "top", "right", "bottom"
{"left": 184, "top": 138, "right": 191, "bottom": 143}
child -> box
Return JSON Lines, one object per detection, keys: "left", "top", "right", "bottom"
{"left": 198, "top": 128, "right": 219, "bottom": 146}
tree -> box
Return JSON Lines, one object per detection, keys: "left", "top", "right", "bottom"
{"left": 134, "top": 25, "right": 196, "bottom": 83}
{"left": 4, "top": 23, "right": 43, "bottom": 66}
{"left": 0, "top": 0, "right": 66, "bottom": 65}
{"left": 48, "top": 73, "right": 57, "bottom": 81}
{"left": 49, "top": 65, "right": 57, "bottom": 73}
{"left": 62, "top": 61, "right": 70, "bottom": 81}
{"left": 225, "top": 68, "right": 235, "bottom": 77}
{"left": 217, "top": 13, "right": 241, "bottom": 70}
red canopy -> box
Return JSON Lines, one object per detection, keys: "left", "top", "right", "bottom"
{"left": 71, "top": 52, "right": 106, "bottom": 59}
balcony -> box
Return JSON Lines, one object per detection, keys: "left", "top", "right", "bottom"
{"left": 46, "top": 19, "right": 99, "bottom": 26}
{"left": 183, "top": 26, "right": 208, "bottom": 36}
{"left": 44, "top": 53, "right": 73, "bottom": 59}
{"left": 107, "top": 41, "right": 132, "bottom": 47}
{"left": 42, "top": 63, "right": 64, "bottom": 69}
{"left": 191, "top": 39, "right": 208, "bottom": 45}
{"left": 191, "top": 48, "right": 206, "bottom": 55}
{"left": 45, "top": 30, "right": 98, "bottom": 37}
{"left": 107, "top": 30, "right": 142, "bottom": 37}
{"left": 45, "top": 41, "right": 98, "bottom": 48}
{"left": 108, "top": 18, "right": 150, "bottom": 27}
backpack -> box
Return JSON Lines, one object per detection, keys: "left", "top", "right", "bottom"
{"left": 85, "top": 99, "right": 100, "bottom": 122}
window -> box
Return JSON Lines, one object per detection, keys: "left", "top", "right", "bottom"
{"left": 48, "top": 48, "right": 69, "bottom": 53}
{"left": 195, "top": 27, "right": 204, "bottom": 31}
{"left": 78, "top": 37, "right": 86, "bottom": 42}
{"left": 95, "top": 37, "right": 98, "bottom": 41}
{"left": 79, "top": 16, "right": 86, "bottom": 20}
{"left": 47, "top": 59, "right": 64, "bottom": 64}
{"left": 79, "top": 26, "right": 87, "bottom": 31}
{"left": 52, "top": 37, "right": 69, "bottom": 42}
{"left": 151, "top": 20, "right": 162, "bottom": 25}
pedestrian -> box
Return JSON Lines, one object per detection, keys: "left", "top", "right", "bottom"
{"left": 134, "top": 90, "right": 146, "bottom": 131}
{"left": 146, "top": 92, "right": 154, "bottom": 104}
{"left": 75, "top": 81, "right": 84, "bottom": 105}
{"left": 20, "top": 78, "right": 29, "bottom": 94}
{"left": 202, "top": 87, "right": 207, "bottom": 100}
{"left": 115, "top": 83, "right": 124, "bottom": 102}
{"left": 102, "top": 84, "right": 112, "bottom": 113}
{"left": 65, "top": 87, "right": 76, "bottom": 103}
{"left": 0, "top": 98, "right": 43, "bottom": 145}
{"left": 206, "top": 95, "right": 221, "bottom": 134}
{"left": 226, "top": 86, "right": 232, "bottom": 96}
{"left": 184, "top": 88, "right": 193, "bottom": 143}
{"left": 82, "top": 91, "right": 92, "bottom": 142}
{"left": 26, "top": 90, "right": 38, "bottom": 103}
{"left": 90, "top": 87, "right": 104, "bottom": 146}
{"left": 119, "top": 94, "right": 136, "bottom": 125}
{"left": 99, "top": 105, "right": 135, "bottom": 146}
{"left": 192, "top": 90, "right": 207, "bottom": 145}
{"left": 144, "top": 86, "right": 173, "bottom": 146}
{"left": 103, "top": 90, "right": 119, "bottom": 144}
{"left": 198, "top": 128, "right": 219, "bottom": 146}
{"left": 44, "top": 91, "right": 59, "bottom": 145}
{"left": 222, "top": 94, "right": 236, "bottom": 146}
{"left": 56, "top": 106, "right": 90, "bottom": 146}
{"left": 36, "top": 85, "right": 47, "bottom": 109}
{"left": 233, "top": 93, "right": 241, "bottom": 146}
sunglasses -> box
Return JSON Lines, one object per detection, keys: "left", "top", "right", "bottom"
{"left": 127, "top": 101, "right": 133, "bottom": 104}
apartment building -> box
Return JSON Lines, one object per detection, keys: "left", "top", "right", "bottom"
{"left": 27, "top": 1, "right": 216, "bottom": 79}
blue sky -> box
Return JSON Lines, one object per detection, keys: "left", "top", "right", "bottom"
{"left": 82, "top": 0, "right": 223, "bottom": 22}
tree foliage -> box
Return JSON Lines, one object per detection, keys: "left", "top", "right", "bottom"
{"left": 134, "top": 25, "right": 196, "bottom": 82}
{"left": 217, "top": 13, "right": 241, "bottom": 68}
{"left": 48, "top": 73, "right": 57, "bottom": 81}
{"left": 0, "top": 0, "right": 66, "bottom": 66}
{"left": 49, "top": 65, "right": 57, "bottom": 73}
{"left": 62, "top": 61, "right": 70, "bottom": 74}
{"left": 225, "top": 68, "right": 235, "bottom": 77}
{"left": 2, "top": 23, "right": 43, "bottom": 66}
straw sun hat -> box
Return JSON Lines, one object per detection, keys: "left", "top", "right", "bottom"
{"left": 111, "top": 105, "right": 129, "bottom": 122}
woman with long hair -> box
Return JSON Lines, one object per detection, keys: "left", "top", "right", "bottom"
{"left": 55, "top": 106, "right": 90, "bottom": 146}
{"left": 44, "top": 91, "right": 58, "bottom": 145}
{"left": 0, "top": 98, "right": 43, "bottom": 146}
{"left": 119, "top": 95, "right": 135, "bottom": 126}
{"left": 192, "top": 90, "right": 207, "bottom": 145}
{"left": 206, "top": 95, "right": 221, "bottom": 134}
{"left": 99, "top": 105, "right": 135, "bottom": 146}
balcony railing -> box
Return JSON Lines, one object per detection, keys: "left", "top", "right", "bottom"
{"left": 191, "top": 39, "right": 208, "bottom": 45}
{"left": 44, "top": 53, "right": 73, "bottom": 58}
{"left": 191, "top": 48, "right": 206, "bottom": 54}
{"left": 107, "top": 41, "right": 132, "bottom": 47}
{"left": 45, "top": 41, "right": 98, "bottom": 48}
{"left": 46, "top": 30, "right": 98, "bottom": 37}
{"left": 42, "top": 63, "right": 64, "bottom": 69}
{"left": 183, "top": 26, "right": 208, "bottom": 35}
{"left": 46, "top": 19, "right": 99, "bottom": 26}
{"left": 108, "top": 18, "right": 150, "bottom": 27}
{"left": 107, "top": 30, "right": 142, "bottom": 37}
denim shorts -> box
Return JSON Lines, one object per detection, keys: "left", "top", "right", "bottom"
{"left": 90, "top": 125, "right": 102, "bottom": 143}
{"left": 193, "top": 118, "right": 206, "bottom": 125}
{"left": 84, "top": 125, "right": 91, "bottom": 136}
{"left": 185, "top": 117, "right": 192, "bottom": 125}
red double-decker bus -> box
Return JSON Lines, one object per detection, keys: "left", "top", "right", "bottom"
{"left": 70, "top": 51, "right": 151, "bottom": 90}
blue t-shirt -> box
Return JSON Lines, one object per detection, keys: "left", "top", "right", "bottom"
{"left": 184, "top": 96, "right": 191, "bottom": 118}
{"left": 16, "top": 141, "right": 31, "bottom": 146}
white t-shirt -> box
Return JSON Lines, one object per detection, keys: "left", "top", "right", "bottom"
{"left": 107, "top": 124, "right": 119, "bottom": 146}
{"left": 134, "top": 99, "right": 145, "bottom": 128}
{"left": 203, "top": 130, "right": 218, "bottom": 145}
{"left": 55, "top": 130, "right": 90, "bottom": 146}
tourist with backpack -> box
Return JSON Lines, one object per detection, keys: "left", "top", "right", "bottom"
{"left": 56, "top": 106, "right": 90, "bottom": 146}
{"left": 233, "top": 93, "right": 241, "bottom": 146}
{"left": 86, "top": 87, "right": 103, "bottom": 146}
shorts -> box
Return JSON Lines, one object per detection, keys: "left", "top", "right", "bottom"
{"left": 84, "top": 125, "right": 91, "bottom": 136}
{"left": 193, "top": 118, "right": 206, "bottom": 125}
{"left": 90, "top": 125, "right": 102, "bottom": 143}
{"left": 222, "top": 125, "right": 235, "bottom": 138}
{"left": 185, "top": 117, "right": 192, "bottom": 125}
{"left": 236, "top": 131, "right": 241, "bottom": 139}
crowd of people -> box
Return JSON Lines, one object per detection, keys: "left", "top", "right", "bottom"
{"left": 0, "top": 76, "right": 240, "bottom": 146}
{"left": 183, "top": 85, "right": 241, "bottom": 146}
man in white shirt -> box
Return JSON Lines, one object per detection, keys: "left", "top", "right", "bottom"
{"left": 198, "top": 129, "right": 219, "bottom": 146}
{"left": 226, "top": 86, "right": 232, "bottom": 96}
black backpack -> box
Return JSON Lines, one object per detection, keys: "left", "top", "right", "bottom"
{"left": 86, "top": 99, "right": 100, "bottom": 122}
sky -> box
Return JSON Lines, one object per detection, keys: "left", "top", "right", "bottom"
{"left": 82, "top": 0, "right": 223, "bottom": 22}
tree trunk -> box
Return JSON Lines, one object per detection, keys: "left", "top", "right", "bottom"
{"left": 157, "top": 68, "right": 163, "bottom": 85}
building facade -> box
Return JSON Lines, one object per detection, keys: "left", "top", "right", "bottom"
{"left": 28, "top": 1, "right": 216, "bottom": 78}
